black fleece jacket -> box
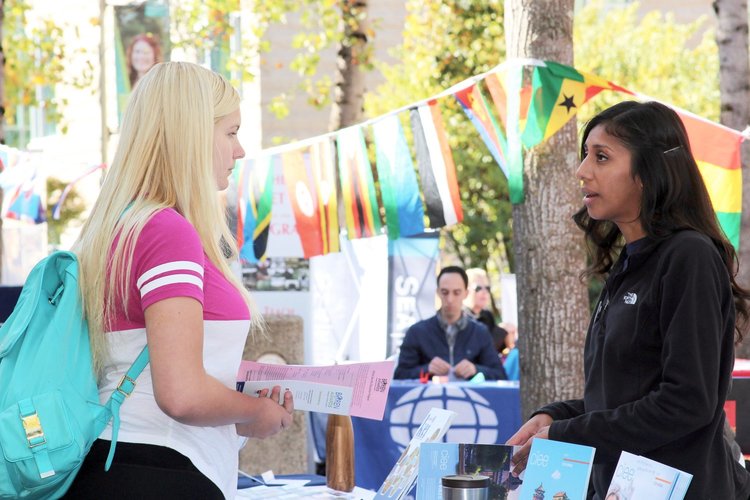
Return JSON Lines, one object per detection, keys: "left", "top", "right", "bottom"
{"left": 537, "top": 230, "right": 750, "bottom": 500}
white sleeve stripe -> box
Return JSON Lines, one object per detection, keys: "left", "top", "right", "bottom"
{"left": 139, "top": 274, "right": 204, "bottom": 298}
{"left": 137, "top": 261, "right": 204, "bottom": 289}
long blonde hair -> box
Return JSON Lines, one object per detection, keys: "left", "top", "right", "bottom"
{"left": 74, "top": 62, "right": 257, "bottom": 375}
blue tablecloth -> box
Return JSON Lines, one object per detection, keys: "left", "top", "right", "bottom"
{"left": 352, "top": 380, "right": 521, "bottom": 491}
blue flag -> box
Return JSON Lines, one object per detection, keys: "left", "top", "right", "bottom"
{"left": 373, "top": 114, "right": 425, "bottom": 238}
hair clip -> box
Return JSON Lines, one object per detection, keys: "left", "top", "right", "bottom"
{"left": 663, "top": 146, "right": 681, "bottom": 154}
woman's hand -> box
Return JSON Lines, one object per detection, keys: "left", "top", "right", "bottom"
{"left": 506, "top": 413, "right": 552, "bottom": 476}
{"left": 236, "top": 386, "right": 294, "bottom": 439}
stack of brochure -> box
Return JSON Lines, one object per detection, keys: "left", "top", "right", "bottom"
{"left": 373, "top": 408, "right": 457, "bottom": 500}
{"left": 606, "top": 451, "right": 693, "bottom": 500}
{"left": 518, "top": 439, "right": 596, "bottom": 500}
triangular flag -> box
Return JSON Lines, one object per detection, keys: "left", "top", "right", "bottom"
{"left": 678, "top": 110, "right": 743, "bottom": 249}
{"left": 281, "top": 148, "right": 326, "bottom": 258}
{"left": 372, "top": 114, "right": 425, "bottom": 239}
{"left": 410, "top": 100, "right": 463, "bottom": 229}
{"left": 454, "top": 82, "right": 509, "bottom": 177}
{"left": 522, "top": 61, "right": 632, "bottom": 148}
{"left": 237, "top": 155, "right": 274, "bottom": 263}
{"left": 5, "top": 172, "right": 45, "bottom": 224}
{"left": 309, "top": 138, "right": 340, "bottom": 254}
{"left": 337, "top": 126, "right": 382, "bottom": 239}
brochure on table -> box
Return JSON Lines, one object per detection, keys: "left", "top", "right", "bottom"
{"left": 518, "top": 439, "right": 596, "bottom": 500}
{"left": 374, "top": 408, "right": 457, "bottom": 500}
{"left": 237, "top": 360, "right": 394, "bottom": 419}
{"left": 606, "top": 451, "right": 693, "bottom": 500}
{"left": 417, "top": 443, "right": 522, "bottom": 500}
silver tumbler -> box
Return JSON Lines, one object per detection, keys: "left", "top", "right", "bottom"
{"left": 441, "top": 474, "right": 490, "bottom": 500}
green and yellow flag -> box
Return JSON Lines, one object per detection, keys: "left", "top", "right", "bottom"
{"left": 521, "top": 61, "right": 632, "bottom": 148}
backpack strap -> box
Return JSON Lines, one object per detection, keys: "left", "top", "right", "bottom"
{"left": 103, "top": 345, "right": 150, "bottom": 470}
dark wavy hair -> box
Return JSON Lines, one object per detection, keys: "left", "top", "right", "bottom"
{"left": 572, "top": 100, "right": 750, "bottom": 342}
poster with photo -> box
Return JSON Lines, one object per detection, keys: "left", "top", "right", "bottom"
{"left": 241, "top": 257, "right": 309, "bottom": 292}
{"left": 114, "top": 1, "right": 170, "bottom": 123}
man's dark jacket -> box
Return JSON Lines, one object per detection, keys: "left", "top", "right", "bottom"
{"left": 394, "top": 315, "right": 506, "bottom": 380}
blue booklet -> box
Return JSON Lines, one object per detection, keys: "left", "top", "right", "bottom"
{"left": 606, "top": 451, "right": 693, "bottom": 500}
{"left": 416, "top": 443, "right": 522, "bottom": 500}
{"left": 374, "top": 408, "right": 457, "bottom": 500}
{"left": 518, "top": 439, "right": 596, "bottom": 500}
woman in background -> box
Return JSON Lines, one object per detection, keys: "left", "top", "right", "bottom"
{"left": 464, "top": 267, "right": 507, "bottom": 353}
{"left": 126, "top": 33, "right": 162, "bottom": 90}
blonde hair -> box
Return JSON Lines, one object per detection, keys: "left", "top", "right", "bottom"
{"left": 74, "top": 62, "right": 258, "bottom": 376}
{"left": 464, "top": 267, "right": 490, "bottom": 310}
{"left": 465, "top": 268, "right": 488, "bottom": 287}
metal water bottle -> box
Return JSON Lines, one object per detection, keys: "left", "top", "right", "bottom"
{"left": 325, "top": 414, "right": 355, "bottom": 492}
{"left": 442, "top": 475, "right": 490, "bottom": 500}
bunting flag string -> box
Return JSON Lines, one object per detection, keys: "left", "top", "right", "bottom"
{"left": 231, "top": 58, "right": 746, "bottom": 256}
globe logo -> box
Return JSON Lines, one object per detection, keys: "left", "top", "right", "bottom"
{"left": 389, "top": 385, "right": 499, "bottom": 449}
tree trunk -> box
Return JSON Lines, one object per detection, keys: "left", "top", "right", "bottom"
{"left": 504, "top": 0, "right": 589, "bottom": 419}
{"left": 328, "top": 0, "right": 368, "bottom": 131}
{"left": 714, "top": 0, "right": 750, "bottom": 358}
{"left": 0, "top": 0, "right": 5, "bottom": 281}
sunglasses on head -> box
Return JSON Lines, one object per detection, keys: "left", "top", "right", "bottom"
{"left": 473, "top": 285, "right": 491, "bottom": 293}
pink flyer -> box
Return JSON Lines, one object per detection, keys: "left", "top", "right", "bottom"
{"left": 237, "top": 360, "right": 395, "bottom": 420}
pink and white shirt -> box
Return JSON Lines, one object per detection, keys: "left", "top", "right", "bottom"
{"left": 97, "top": 208, "right": 250, "bottom": 498}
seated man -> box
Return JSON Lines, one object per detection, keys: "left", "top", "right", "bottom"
{"left": 394, "top": 266, "right": 507, "bottom": 381}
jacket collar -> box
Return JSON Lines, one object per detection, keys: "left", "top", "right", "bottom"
{"left": 437, "top": 310, "right": 469, "bottom": 332}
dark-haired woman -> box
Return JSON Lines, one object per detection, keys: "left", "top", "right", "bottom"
{"left": 507, "top": 100, "right": 750, "bottom": 499}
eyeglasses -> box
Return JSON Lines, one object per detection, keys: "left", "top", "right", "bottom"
{"left": 473, "top": 285, "right": 491, "bottom": 293}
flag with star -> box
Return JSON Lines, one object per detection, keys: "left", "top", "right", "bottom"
{"left": 521, "top": 61, "right": 632, "bottom": 148}
{"left": 678, "top": 109, "right": 743, "bottom": 249}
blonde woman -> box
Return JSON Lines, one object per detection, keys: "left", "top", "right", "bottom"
{"left": 64, "top": 62, "right": 293, "bottom": 499}
{"left": 464, "top": 267, "right": 507, "bottom": 352}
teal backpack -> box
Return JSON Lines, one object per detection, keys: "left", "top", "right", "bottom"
{"left": 0, "top": 251, "right": 149, "bottom": 499}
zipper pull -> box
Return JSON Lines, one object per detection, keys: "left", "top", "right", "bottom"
{"left": 593, "top": 295, "right": 610, "bottom": 324}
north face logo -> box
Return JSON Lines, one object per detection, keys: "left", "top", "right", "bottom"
{"left": 623, "top": 292, "right": 637, "bottom": 305}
